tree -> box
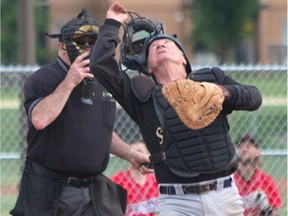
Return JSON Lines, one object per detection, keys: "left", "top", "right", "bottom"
{"left": 35, "top": 3, "right": 50, "bottom": 65}
{"left": 1, "top": 0, "right": 18, "bottom": 64}
{"left": 1, "top": 0, "right": 50, "bottom": 65}
{"left": 192, "top": 0, "right": 259, "bottom": 64}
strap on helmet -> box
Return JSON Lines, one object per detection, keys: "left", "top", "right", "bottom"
{"left": 120, "top": 11, "right": 164, "bottom": 75}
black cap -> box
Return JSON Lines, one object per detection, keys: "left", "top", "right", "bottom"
{"left": 237, "top": 133, "right": 259, "bottom": 148}
{"left": 145, "top": 34, "right": 192, "bottom": 74}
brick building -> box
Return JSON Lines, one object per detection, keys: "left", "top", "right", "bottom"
{"left": 258, "top": 0, "right": 287, "bottom": 64}
{"left": 46, "top": 0, "right": 286, "bottom": 64}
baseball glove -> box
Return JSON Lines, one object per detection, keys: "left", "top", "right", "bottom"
{"left": 249, "top": 190, "right": 273, "bottom": 214}
{"left": 162, "top": 79, "right": 224, "bottom": 130}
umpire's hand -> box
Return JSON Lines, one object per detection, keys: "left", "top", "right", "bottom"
{"left": 129, "top": 149, "right": 154, "bottom": 175}
{"left": 65, "top": 52, "right": 94, "bottom": 88}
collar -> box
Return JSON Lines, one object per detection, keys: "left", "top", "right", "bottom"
{"left": 57, "top": 56, "right": 70, "bottom": 73}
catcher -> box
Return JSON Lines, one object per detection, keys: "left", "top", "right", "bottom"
{"left": 90, "top": 3, "right": 263, "bottom": 216}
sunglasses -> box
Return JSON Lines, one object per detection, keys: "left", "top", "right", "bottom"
{"left": 73, "top": 35, "right": 97, "bottom": 46}
{"left": 237, "top": 158, "right": 255, "bottom": 166}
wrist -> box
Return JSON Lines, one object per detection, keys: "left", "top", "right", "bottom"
{"left": 60, "top": 79, "right": 76, "bottom": 93}
{"left": 127, "top": 147, "right": 137, "bottom": 162}
{"left": 219, "top": 85, "right": 231, "bottom": 100}
{"left": 104, "top": 19, "right": 121, "bottom": 29}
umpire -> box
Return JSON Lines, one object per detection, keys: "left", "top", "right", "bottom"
{"left": 90, "top": 3, "right": 263, "bottom": 216}
{"left": 10, "top": 8, "right": 150, "bottom": 216}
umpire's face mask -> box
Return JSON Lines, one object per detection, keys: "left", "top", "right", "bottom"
{"left": 65, "top": 25, "right": 98, "bottom": 64}
{"left": 46, "top": 9, "right": 99, "bottom": 64}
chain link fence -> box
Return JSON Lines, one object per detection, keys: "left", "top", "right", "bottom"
{"left": 1, "top": 65, "right": 287, "bottom": 215}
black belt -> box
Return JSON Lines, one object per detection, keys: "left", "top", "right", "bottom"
{"left": 28, "top": 160, "right": 96, "bottom": 187}
{"left": 66, "top": 177, "right": 96, "bottom": 187}
{"left": 159, "top": 178, "right": 232, "bottom": 195}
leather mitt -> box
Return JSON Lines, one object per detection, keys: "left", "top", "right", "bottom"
{"left": 162, "top": 79, "right": 224, "bottom": 130}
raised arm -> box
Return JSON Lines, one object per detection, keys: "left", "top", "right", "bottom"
{"left": 28, "top": 52, "right": 93, "bottom": 130}
{"left": 89, "top": 3, "right": 132, "bottom": 104}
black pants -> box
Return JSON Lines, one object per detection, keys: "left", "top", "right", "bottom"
{"left": 10, "top": 160, "right": 126, "bottom": 216}
{"left": 57, "top": 185, "right": 96, "bottom": 216}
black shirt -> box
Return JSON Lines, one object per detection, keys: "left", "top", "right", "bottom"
{"left": 24, "top": 57, "right": 116, "bottom": 178}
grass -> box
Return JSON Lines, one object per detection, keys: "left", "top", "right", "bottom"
{"left": 228, "top": 106, "right": 287, "bottom": 149}
{"left": 1, "top": 195, "right": 17, "bottom": 216}
{"left": 226, "top": 72, "right": 287, "bottom": 97}
{"left": 1, "top": 109, "right": 21, "bottom": 153}
{"left": 1, "top": 88, "right": 19, "bottom": 100}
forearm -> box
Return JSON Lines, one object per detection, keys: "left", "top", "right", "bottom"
{"left": 31, "top": 79, "right": 74, "bottom": 130}
{"left": 223, "top": 84, "right": 262, "bottom": 111}
{"left": 220, "top": 75, "right": 262, "bottom": 111}
{"left": 110, "top": 132, "right": 132, "bottom": 161}
{"left": 110, "top": 132, "right": 151, "bottom": 172}
{"left": 89, "top": 20, "right": 128, "bottom": 101}
{"left": 90, "top": 20, "right": 120, "bottom": 78}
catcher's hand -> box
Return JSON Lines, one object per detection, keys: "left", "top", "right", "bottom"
{"left": 162, "top": 79, "right": 224, "bottom": 130}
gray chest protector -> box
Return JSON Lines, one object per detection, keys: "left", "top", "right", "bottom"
{"left": 149, "top": 67, "right": 237, "bottom": 178}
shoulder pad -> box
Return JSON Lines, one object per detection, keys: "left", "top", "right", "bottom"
{"left": 189, "top": 67, "right": 212, "bottom": 82}
{"left": 211, "top": 67, "right": 225, "bottom": 84}
{"left": 131, "top": 76, "right": 156, "bottom": 102}
{"left": 188, "top": 67, "right": 225, "bottom": 84}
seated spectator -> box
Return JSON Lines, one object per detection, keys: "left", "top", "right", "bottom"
{"left": 234, "top": 133, "right": 283, "bottom": 216}
{"left": 111, "top": 141, "right": 159, "bottom": 216}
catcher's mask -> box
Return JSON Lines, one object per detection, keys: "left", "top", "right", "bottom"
{"left": 46, "top": 9, "right": 99, "bottom": 63}
{"left": 145, "top": 34, "right": 192, "bottom": 74}
{"left": 120, "top": 11, "right": 164, "bottom": 75}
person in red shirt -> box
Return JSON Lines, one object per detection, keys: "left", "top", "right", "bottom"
{"left": 111, "top": 141, "right": 159, "bottom": 216}
{"left": 234, "top": 133, "right": 283, "bottom": 216}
